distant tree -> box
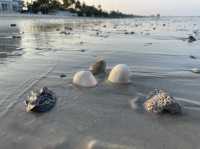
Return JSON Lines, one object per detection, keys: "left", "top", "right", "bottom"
{"left": 27, "top": 0, "right": 137, "bottom": 18}
{"left": 63, "top": 0, "right": 75, "bottom": 8}
{"left": 97, "top": 4, "right": 102, "bottom": 16}
{"left": 97, "top": 5, "right": 101, "bottom": 11}
{"left": 75, "top": 0, "right": 81, "bottom": 10}
{"left": 49, "top": 0, "right": 62, "bottom": 10}
{"left": 27, "top": 0, "right": 62, "bottom": 14}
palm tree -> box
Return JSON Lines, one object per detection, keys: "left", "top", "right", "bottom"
{"left": 75, "top": 0, "right": 81, "bottom": 10}
{"left": 97, "top": 4, "right": 101, "bottom": 11}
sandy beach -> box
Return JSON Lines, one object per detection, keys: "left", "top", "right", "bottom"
{"left": 0, "top": 16, "right": 200, "bottom": 149}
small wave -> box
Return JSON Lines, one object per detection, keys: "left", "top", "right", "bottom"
{"left": 175, "top": 97, "right": 200, "bottom": 106}
{"left": 87, "top": 139, "right": 135, "bottom": 149}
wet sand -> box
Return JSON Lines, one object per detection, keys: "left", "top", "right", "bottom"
{"left": 0, "top": 16, "right": 200, "bottom": 149}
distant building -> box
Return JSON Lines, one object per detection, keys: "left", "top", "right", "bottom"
{"left": 0, "top": 0, "right": 22, "bottom": 13}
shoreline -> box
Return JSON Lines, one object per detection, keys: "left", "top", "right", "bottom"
{"left": 0, "top": 13, "right": 78, "bottom": 19}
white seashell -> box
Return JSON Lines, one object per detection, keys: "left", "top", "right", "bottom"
{"left": 73, "top": 71, "right": 98, "bottom": 87}
{"left": 191, "top": 68, "right": 200, "bottom": 73}
{"left": 108, "top": 64, "right": 129, "bottom": 84}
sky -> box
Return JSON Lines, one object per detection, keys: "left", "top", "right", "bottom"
{"left": 80, "top": 0, "right": 200, "bottom": 16}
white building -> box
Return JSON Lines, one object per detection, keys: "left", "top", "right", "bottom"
{"left": 0, "top": 0, "right": 22, "bottom": 13}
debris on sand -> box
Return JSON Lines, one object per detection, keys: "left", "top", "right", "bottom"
{"left": 10, "top": 24, "right": 16, "bottom": 27}
{"left": 60, "top": 74, "right": 66, "bottom": 78}
{"left": 189, "top": 55, "right": 197, "bottom": 59}
{"left": 12, "top": 35, "right": 21, "bottom": 39}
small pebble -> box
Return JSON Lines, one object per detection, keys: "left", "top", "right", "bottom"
{"left": 10, "top": 24, "right": 16, "bottom": 27}
{"left": 80, "top": 49, "right": 86, "bottom": 52}
{"left": 189, "top": 55, "right": 197, "bottom": 59}
{"left": 12, "top": 35, "right": 21, "bottom": 39}
{"left": 65, "top": 27, "right": 72, "bottom": 31}
{"left": 60, "top": 74, "right": 66, "bottom": 78}
{"left": 188, "top": 35, "right": 196, "bottom": 43}
{"left": 96, "top": 32, "right": 100, "bottom": 36}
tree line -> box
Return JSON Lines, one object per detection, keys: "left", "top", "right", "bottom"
{"left": 26, "top": 0, "right": 141, "bottom": 18}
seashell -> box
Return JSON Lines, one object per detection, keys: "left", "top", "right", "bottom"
{"left": 10, "top": 24, "right": 16, "bottom": 27}
{"left": 108, "top": 64, "right": 129, "bottom": 84}
{"left": 188, "top": 35, "right": 196, "bottom": 43}
{"left": 189, "top": 55, "right": 197, "bottom": 59}
{"left": 89, "top": 59, "right": 106, "bottom": 75}
{"left": 25, "top": 87, "right": 56, "bottom": 113}
{"left": 73, "top": 71, "right": 97, "bottom": 87}
{"left": 144, "top": 89, "right": 182, "bottom": 114}
{"left": 191, "top": 68, "right": 200, "bottom": 73}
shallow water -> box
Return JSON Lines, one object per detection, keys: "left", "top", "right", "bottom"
{"left": 0, "top": 16, "right": 200, "bottom": 149}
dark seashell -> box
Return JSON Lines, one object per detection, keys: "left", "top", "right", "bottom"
{"left": 12, "top": 35, "right": 21, "bottom": 39}
{"left": 60, "top": 74, "right": 66, "bottom": 78}
{"left": 188, "top": 36, "right": 196, "bottom": 43}
{"left": 25, "top": 87, "right": 56, "bottom": 113}
{"left": 60, "top": 31, "right": 70, "bottom": 35}
{"left": 65, "top": 27, "right": 73, "bottom": 31}
{"left": 80, "top": 49, "right": 86, "bottom": 52}
{"left": 90, "top": 59, "right": 106, "bottom": 75}
{"left": 144, "top": 89, "right": 182, "bottom": 115}
{"left": 80, "top": 41, "right": 84, "bottom": 45}
{"left": 189, "top": 55, "right": 197, "bottom": 59}
{"left": 10, "top": 24, "right": 16, "bottom": 27}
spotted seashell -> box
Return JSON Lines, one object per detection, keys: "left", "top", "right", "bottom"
{"left": 144, "top": 89, "right": 182, "bottom": 114}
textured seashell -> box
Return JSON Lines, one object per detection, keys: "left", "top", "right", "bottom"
{"left": 73, "top": 71, "right": 97, "bottom": 87}
{"left": 144, "top": 89, "right": 182, "bottom": 114}
{"left": 108, "top": 64, "right": 129, "bottom": 84}
{"left": 89, "top": 59, "right": 106, "bottom": 75}
{"left": 25, "top": 87, "right": 56, "bottom": 113}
